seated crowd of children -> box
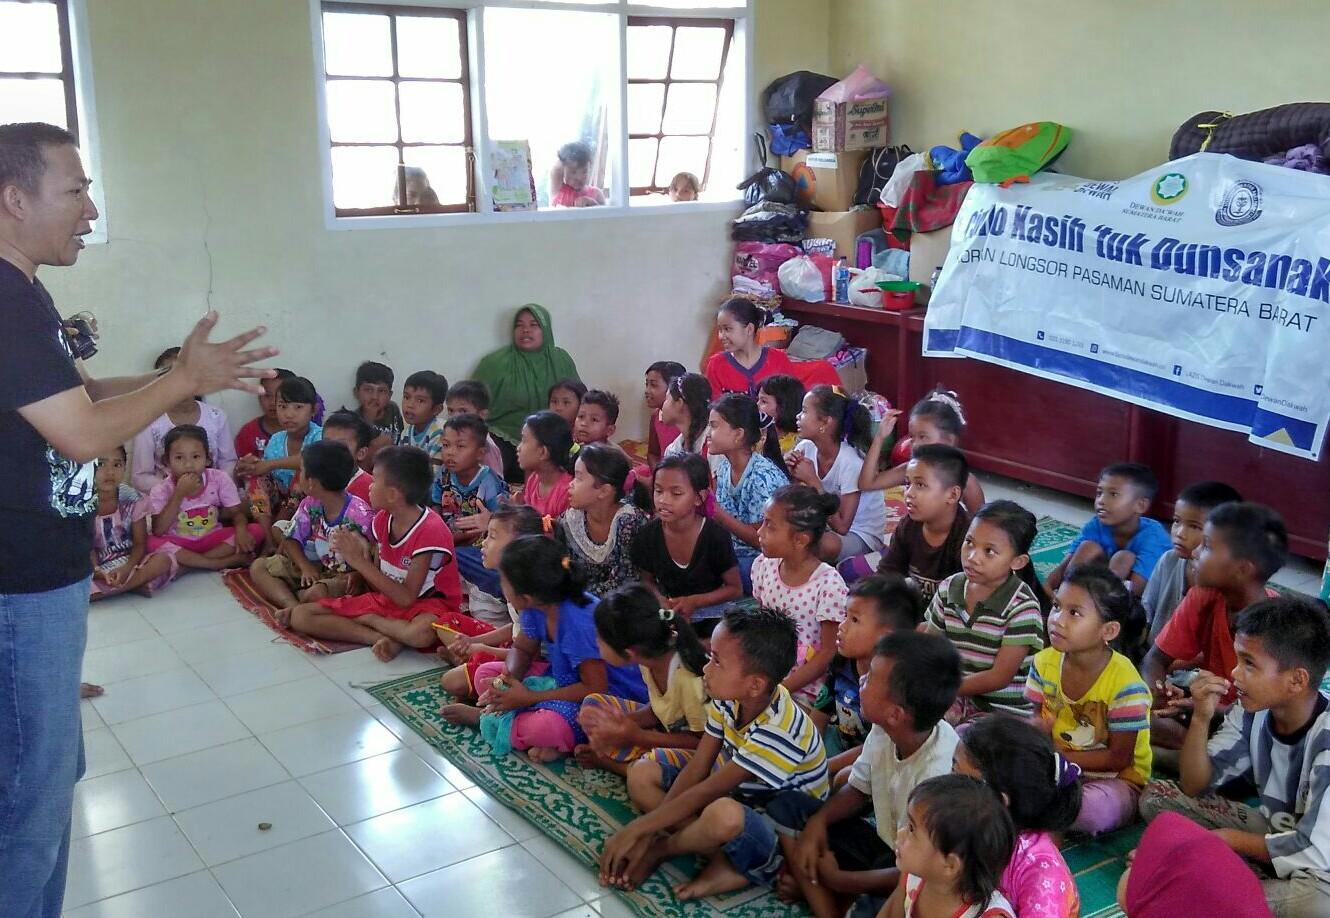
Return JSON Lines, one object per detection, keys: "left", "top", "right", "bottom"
{"left": 91, "top": 297, "right": 1330, "bottom": 918}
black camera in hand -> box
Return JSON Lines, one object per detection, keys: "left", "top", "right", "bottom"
{"left": 62, "top": 311, "right": 98, "bottom": 360}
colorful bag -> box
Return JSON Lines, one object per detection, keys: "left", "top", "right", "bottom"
{"left": 966, "top": 121, "right": 1071, "bottom": 187}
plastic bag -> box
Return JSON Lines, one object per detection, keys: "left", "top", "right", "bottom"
{"left": 762, "top": 71, "right": 839, "bottom": 130}
{"left": 880, "top": 152, "right": 929, "bottom": 208}
{"left": 737, "top": 133, "right": 797, "bottom": 206}
{"left": 849, "top": 266, "right": 892, "bottom": 307}
{"left": 777, "top": 255, "right": 831, "bottom": 303}
{"left": 733, "top": 242, "right": 801, "bottom": 292}
{"left": 817, "top": 65, "right": 891, "bottom": 104}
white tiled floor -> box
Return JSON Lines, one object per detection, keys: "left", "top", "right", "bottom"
{"left": 67, "top": 574, "right": 629, "bottom": 918}
{"left": 63, "top": 473, "right": 1327, "bottom": 916}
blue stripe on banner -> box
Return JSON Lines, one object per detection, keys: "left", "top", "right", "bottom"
{"left": 926, "top": 328, "right": 961, "bottom": 353}
{"left": 951, "top": 327, "right": 1316, "bottom": 451}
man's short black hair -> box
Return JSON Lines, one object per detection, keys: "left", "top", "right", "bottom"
{"left": 1236, "top": 595, "right": 1330, "bottom": 688}
{"left": 0, "top": 122, "right": 77, "bottom": 194}
{"left": 1209, "top": 501, "right": 1288, "bottom": 581}
{"left": 580, "top": 389, "right": 620, "bottom": 425}
{"left": 403, "top": 370, "right": 449, "bottom": 406}
{"left": 373, "top": 445, "right": 432, "bottom": 505}
{"left": 1177, "top": 480, "right": 1243, "bottom": 512}
{"left": 355, "top": 361, "right": 394, "bottom": 389}
{"left": 720, "top": 606, "right": 797, "bottom": 688}
{"left": 848, "top": 574, "right": 923, "bottom": 630}
{"left": 1099, "top": 462, "right": 1159, "bottom": 502}
{"left": 444, "top": 412, "right": 489, "bottom": 445}
{"left": 875, "top": 630, "right": 961, "bottom": 730}
{"left": 909, "top": 443, "right": 970, "bottom": 490}
{"left": 447, "top": 379, "right": 491, "bottom": 411}
{"left": 301, "top": 439, "right": 357, "bottom": 492}
{"left": 321, "top": 409, "right": 374, "bottom": 449}
{"left": 277, "top": 376, "right": 318, "bottom": 406}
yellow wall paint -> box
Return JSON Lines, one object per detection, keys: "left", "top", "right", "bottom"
{"left": 754, "top": 0, "right": 832, "bottom": 93}
{"left": 42, "top": 0, "right": 802, "bottom": 433}
{"left": 830, "top": 0, "right": 1330, "bottom": 180}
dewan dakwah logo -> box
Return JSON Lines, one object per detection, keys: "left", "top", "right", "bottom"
{"left": 1151, "top": 172, "right": 1188, "bottom": 206}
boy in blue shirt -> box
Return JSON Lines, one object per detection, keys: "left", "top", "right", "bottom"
{"left": 397, "top": 370, "right": 449, "bottom": 467}
{"left": 432, "top": 413, "right": 505, "bottom": 544}
{"left": 1048, "top": 462, "right": 1171, "bottom": 598}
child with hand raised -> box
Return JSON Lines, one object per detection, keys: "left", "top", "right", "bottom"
{"left": 859, "top": 388, "right": 985, "bottom": 514}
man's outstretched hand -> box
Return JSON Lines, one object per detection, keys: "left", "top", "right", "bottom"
{"left": 174, "top": 311, "right": 278, "bottom": 396}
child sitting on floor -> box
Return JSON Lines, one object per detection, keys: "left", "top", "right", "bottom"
{"left": 859, "top": 388, "right": 985, "bottom": 514}
{"left": 439, "top": 506, "right": 547, "bottom": 700}
{"left": 432, "top": 414, "right": 506, "bottom": 543}
{"left": 826, "top": 575, "right": 924, "bottom": 783}
{"left": 235, "top": 375, "right": 322, "bottom": 532}
{"left": 288, "top": 445, "right": 462, "bottom": 661}
{"left": 577, "top": 584, "right": 708, "bottom": 778}
{"left": 868, "top": 444, "right": 970, "bottom": 600}
{"left": 644, "top": 360, "right": 686, "bottom": 467}
{"left": 349, "top": 360, "right": 403, "bottom": 450}
{"left": 787, "top": 385, "right": 885, "bottom": 565}
{"left": 631, "top": 452, "right": 742, "bottom": 622}
{"left": 557, "top": 444, "right": 645, "bottom": 599}
{"left": 770, "top": 629, "right": 962, "bottom": 918}
{"left": 708, "top": 393, "right": 790, "bottom": 593}
{"left": 1141, "top": 501, "right": 1287, "bottom": 751}
{"left": 145, "top": 425, "right": 262, "bottom": 571}
{"left": 251, "top": 440, "right": 373, "bottom": 616}
{"left": 549, "top": 141, "right": 606, "bottom": 207}
{"left": 572, "top": 389, "right": 621, "bottom": 457}
{"left": 926, "top": 500, "right": 1047, "bottom": 722}
{"left": 90, "top": 446, "right": 174, "bottom": 600}
{"left": 661, "top": 373, "right": 713, "bottom": 459}
{"left": 751, "top": 484, "right": 849, "bottom": 711}
{"left": 234, "top": 367, "right": 294, "bottom": 461}
{"left": 445, "top": 379, "right": 506, "bottom": 479}
{"left": 319, "top": 410, "right": 375, "bottom": 504}
{"left": 1142, "top": 480, "right": 1243, "bottom": 643}
{"left": 547, "top": 378, "right": 586, "bottom": 428}
{"left": 953, "top": 715, "right": 1081, "bottom": 918}
{"left": 398, "top": 370, "right": 449, "bottom": 468}
{"left": 1046, "top": 462, "right": 1172, "bottom": 598}
{"left": 442, "top": 536, "right": 646, "bottom": 762}
{"left": 757, "top": 373, "right": 804, "bottom": 457}
{"left": 882, "top": 775, "right": 1017, "bottom": 918}
{"left": 130, "top": 347, "right": 237, "bottom": 494}
{"left": 1139, "top": 595, "right": 1330, "bottom": 917}
{"left": 599, "top": 606, "right": 829, "bottom": 898}
{"left": 517, "top": 410, "right": 575, "bottom": 518}
{"left": 1028, "top": 564, "right": 1152, "bottom": 836}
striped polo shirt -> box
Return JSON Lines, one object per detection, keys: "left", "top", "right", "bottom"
{"left": 926, "top": 572, "right": 1046, "bottom": 715}
{"left": 705, "top": 684, "right": 830, "bottom": 800}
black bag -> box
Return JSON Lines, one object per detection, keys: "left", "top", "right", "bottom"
{"left": 737, "top": 133, "right": 797, "bottom": 206}
{"left": 853, "top": 145, "right": 913, "bottom": 207}
{"left": 762, "top": 71, "right": 838, "bottom": 132}
{"left": 1170, "top": 103, "right": 1330, "bottom": 161}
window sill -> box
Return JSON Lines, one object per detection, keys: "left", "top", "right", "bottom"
{"left": 324, "top": 197, "right": 744, "bottom": 231}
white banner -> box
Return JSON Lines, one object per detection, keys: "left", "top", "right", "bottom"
{"left": 923, "top": 153, "right": 1330, "bottom": 459}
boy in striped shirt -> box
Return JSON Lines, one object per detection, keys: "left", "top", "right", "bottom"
{"left": 601, "top": 607, "right": 829, "bottom": 899}
{"left": 1140, "top": 596, "right": 1330, "bottom": 916}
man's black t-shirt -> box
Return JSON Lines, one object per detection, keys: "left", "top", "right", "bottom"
{"left": 0, "top": 258, "right": 97, "bottom": 593}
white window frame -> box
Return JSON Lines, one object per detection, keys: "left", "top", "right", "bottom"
{"left": 310, "top": 0, "right": 752, "bottom": 231}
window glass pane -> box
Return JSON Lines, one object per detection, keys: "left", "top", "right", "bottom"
{"left": 0, "top": 78, "right": 67, "bottom": 127}
{"left": 641, "top": 0, "right": 742, "bottom": 7}
{"left": 399, "top": 81, "right": 464, "bottom": 144}
{"left": 656, "top": 135, "right": 709, "bottom": 189}
{"left": 670, "top": 26, "right": 726, "bottom": 80}
{"left": 628, "top": 138, "right": 658, "bottom": 188}
{"left": 330, "top": 145, "right": 398, "bottom": 209}
{"left": 627, "top": 83, "right": 664, "bottom": 135}
{"left": 703, "top": 43, "right": 743, "bottom": 199}
{"left": 484, "top": 7, "right": 619, "bottom": 208}
{"left": 403, "top": 146, "right": 468, "bottom": 207}
{"left": 396, "top": 15, "right": 462, "bottom": 80}
{"left": 626, "top": 25, "right": 671, "bottom": 81}
{"left": 661, "top": 82, "right": 717, "bottom": 134}
{"left": 0, "top": 1, "right": 63, "bottom": 73}
{"left": 322, "top": 12, "right": 392, "bottom": 77}
{"left": 327, "top": 79, "right": 397, "bottom": 143}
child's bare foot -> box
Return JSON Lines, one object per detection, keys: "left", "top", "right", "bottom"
{"left": 440, "top": 702, "right": 482, "bottom": 726}
{"left": 274, "top": 606, "right": 294, "bottom": 627}
{"left": 372, "top": 636, "right": 403, "bottom": 661}
{"left": 775, "top": 867, "right": 801, "bottom": 902}
{"left": 573, "top": 744, "right": 600, "bottom": 768}
{"left": 80, "top": 682, "right": 104, "bottom": 699}
{"left": 526, "top": 746, "right": 564, "bottom": 764}
{"left": 676, "top": 855, "right": 749, "bottom": 900}
{"left": 618, "top": 833, "right": 667, "bottom": 891}
{"left": 435, "top": 643, "right": 464, "bottom": 666}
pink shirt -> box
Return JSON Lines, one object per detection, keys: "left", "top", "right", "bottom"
{"left": 483, "top": 434, "right": 505, "bottom": 481}
{"left": 146, "top": 468, "right": 241, "bottom": 540}
{"left": 523, "top": 471, "right": 573, "bottom": 518}
{"left": 130, "top": 403, "right": 236, "bottom": 494}
{"left": 999, "top": 831, "right": 1079, "bottom": 918}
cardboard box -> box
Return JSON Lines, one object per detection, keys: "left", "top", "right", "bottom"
{"left": 781, "top": 149, "right": 868, "bottom": 212}
{"left": 812, "top": 97, "right": 889, "bottom": 152}
{"left": 805, "top": 209, "right": 881, "bottom": 261}
{"left": 908, "top": 225, "right": 956, "bottom": 304}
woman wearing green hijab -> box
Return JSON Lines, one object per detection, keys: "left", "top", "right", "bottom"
{"left": 472, "top": 304, "right": 581, "bottom": 481}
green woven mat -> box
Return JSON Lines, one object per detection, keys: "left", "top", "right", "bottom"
{"left": 1031, "top": 515, "right": 1082, "bottom": 581}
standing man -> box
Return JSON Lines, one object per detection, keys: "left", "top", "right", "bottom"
{"left": 0, "top": 122, "right": 276, "bottom": 917}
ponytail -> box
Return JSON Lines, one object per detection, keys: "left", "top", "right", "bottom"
{"left": 499, "top": 535, "right": 589, "bottom": 605}
{"left": 594, "top": 584, "right": 708, "bottom": 676}
{"left": 806, "top": 385, "right": 872, "bottom": 454}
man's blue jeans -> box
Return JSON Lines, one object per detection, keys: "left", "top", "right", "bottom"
{"left": 0, "top": 578, "right": 89, "bottom": 918}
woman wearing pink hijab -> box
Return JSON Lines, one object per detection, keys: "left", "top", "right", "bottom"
{"left": 1119, "top": 811, "right": 1272, "bottom": 917}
